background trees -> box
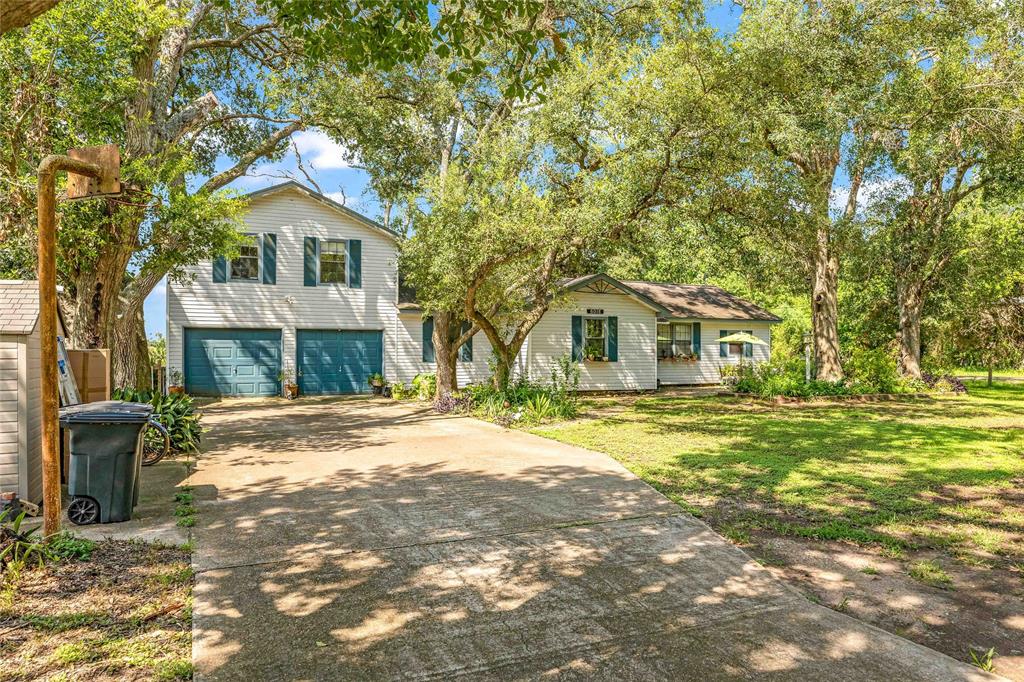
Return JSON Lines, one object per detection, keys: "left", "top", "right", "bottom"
{"left": 1, "top": 0, "right": 1020, "bottom": 393}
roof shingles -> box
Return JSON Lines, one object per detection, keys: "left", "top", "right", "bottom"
{"left": 0, "top": 280, "right": 41, "bottom": 334}
{"left": 621, "top": 280, "right": 780, "bottom": 322}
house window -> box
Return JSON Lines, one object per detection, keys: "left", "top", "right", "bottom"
{"left": 319, "top": 240, "right": 347, "bottom": 284}
{"left": 584, "top": 318, "right": 606, "bottom": 359}
{"left": 230, "top": 234, "right": 259, "bottom": 281}
{"left": 658, "top": 322, "right": 692, "bottom": 358}
{"left": 729, "top": 342, "right": 744, "bottom": 356}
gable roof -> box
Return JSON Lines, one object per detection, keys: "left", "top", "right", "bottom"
{"left": 0, "top": 280, "right": 70, "bottom": 335}
{"left": 560, "top": 274, "right": 671, "bottom": 315}
{"left": 621, "top": 280, "right": 782, "bottom": 322}
{"left": 243, "top": 181, "right": 401, "bottom": 241}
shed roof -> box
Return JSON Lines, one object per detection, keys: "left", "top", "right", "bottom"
{"left": 0, "top": 280, "right": 43, "bottom": 334}
{"left": 0, "top": 280, "right": 70, "bottom": 335}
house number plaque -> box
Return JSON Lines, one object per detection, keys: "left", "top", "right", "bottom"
{"left": 586, "top": 308, "right": 604, "bottom": 315}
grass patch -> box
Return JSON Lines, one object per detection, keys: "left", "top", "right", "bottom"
{"left": 155, "top": 658, "right": 194, "bottom": 681}
{"left": 174, "top": 485, "right": 197, "bottom": 528}
{"left": 1, "top": 540, "right": 193, "bottom": 680}
{"left": 532, "top": 383, "right": 1024, "bottom": 568}
{"left": 909, "top": 560, "right": 953, "bottom": 588}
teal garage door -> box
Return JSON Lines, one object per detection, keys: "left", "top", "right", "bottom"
{"left": 184, "top": 328, "right": 281, "bottom": 397}
{"left": 297, "top": 330, "right": 383, "bottom": 395}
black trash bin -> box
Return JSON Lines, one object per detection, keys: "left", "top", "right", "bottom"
{"left": 59, "top": 401, "right": 154, "bottom": 525}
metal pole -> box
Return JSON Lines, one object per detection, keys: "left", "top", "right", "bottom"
{"left": 37, "top": 154, "right": 105, "bottom": 538}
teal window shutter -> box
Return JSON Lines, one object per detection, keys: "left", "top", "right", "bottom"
{"left": 422, "top": 317, "right": 435, "bottom": 362}
{"left": 213, "top": 256, "right": 227, "bottom": 283}
{"left": 262, "top": 233, "right": 276, "bottom": 284}
{"left": 719, "top": 329, "right": 729, "bottom": 358}
{"left": 347, "top": 239, "right": 361, "bottom": 288}
{"left": 459, "top": 320, "right": 473, "bottom": 362}
{"left": 744, "top": 329, "right": 754, "bottom": 358}
{"left": 607, "top": 316, "right": 618, "bottom": 361}
{"left": 304, "top": 237, "right": 317, "bottom": 286}
{"left": 691, "top": 322, "right": 701, "bottom": 359}
{"left": 571, "top": 315, "right": 583, "bottom": 362}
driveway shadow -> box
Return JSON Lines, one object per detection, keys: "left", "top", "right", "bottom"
{"left": 190, "top": 400, "right": 994, "bottom": 681}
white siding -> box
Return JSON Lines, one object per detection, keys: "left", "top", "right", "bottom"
{"left": 527, "top": 291, "right": 658, "bottom": 391}
{"left": 393, "top": 313, "right": 493, "bottom": 387}
{"left": 0, "top": 337, "right": 20, "bottom": 494}
{"left": 23, "top": 329, "right": 42, "bottom": 502}
{"left": 657, "top": 322, "right": 771, "bottom": 385}
{"left": 167, "top": 190, "right": 399, "bottom": 389}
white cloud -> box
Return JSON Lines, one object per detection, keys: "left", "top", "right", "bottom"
{"left": 325, "top": 191, "right": 348, "bottom": 205}
{"left": 291, "top": 129, "right": 356, "bottom": 170}
{"left": 830, "top": 177, "right": 909, "bottom": 215}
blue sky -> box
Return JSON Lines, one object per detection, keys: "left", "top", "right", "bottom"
{"left": 145, "top": 2, "right": 744, "bottom": 339}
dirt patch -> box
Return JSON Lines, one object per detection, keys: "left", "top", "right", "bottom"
{"left": 0, "top": 540, "right": 193, "bottom": 681}
{"left": 741, "top": 531, "right": 1024, "bottom": 680}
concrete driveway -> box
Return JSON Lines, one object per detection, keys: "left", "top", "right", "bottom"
{"left": 191, "top": 398, "right": 996, "bottom": 681}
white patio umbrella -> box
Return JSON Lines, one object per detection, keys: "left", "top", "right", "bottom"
{"left": 717, "top": 332, "right": 768, "bottom": 346}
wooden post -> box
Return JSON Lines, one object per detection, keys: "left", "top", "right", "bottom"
{"left": 37, "top": 150, "right": 119, "bottom": 538}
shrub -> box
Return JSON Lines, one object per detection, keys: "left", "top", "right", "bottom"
{"left": 1, "top": 509, "right": 51, "bottom": 570}
{"left": 844, "top": 347, "right": 905, "bottom": 394}
{"left": 465, "top": 372, "right": 578, "bottom": 425}
{"left": 112, "top": 389, "right": 202, "bottom": 453}
{"left": 390, "top": 382, "right": 414, "bottom": 400}
{"left": 411, "top": 373, "right": 436, "bottom": 401}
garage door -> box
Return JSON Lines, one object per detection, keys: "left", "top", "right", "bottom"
{"left": 297, "top": 330, "right": 383, "bottom": 395}
{"left": 184, "top": 328, "right": 281, "bottom": 397}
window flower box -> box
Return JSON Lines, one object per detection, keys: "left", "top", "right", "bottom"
{"left": 659, "top": 353, "right": 698, "bottom": 363}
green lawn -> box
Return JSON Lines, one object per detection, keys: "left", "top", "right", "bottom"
{"left": 532, "top": 383, "right": 1024, "bottom": 566}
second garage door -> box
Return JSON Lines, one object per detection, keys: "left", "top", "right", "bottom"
{"left": 297, "top": 330, "right": 383, "bottom": 395}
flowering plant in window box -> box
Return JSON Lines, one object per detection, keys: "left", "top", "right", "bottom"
{"left": 658, "top": 351, "right": 697, "bottom": 363}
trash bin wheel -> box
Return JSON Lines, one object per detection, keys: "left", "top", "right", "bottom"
{"left": 67, "top": 496, "right": 100, "bottom": 525}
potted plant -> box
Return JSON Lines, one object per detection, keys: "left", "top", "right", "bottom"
{"left": 168, "top": 369, "right": 185, "bottom": 396}
{"left": 368, "top": 372, "right": 386, "bottom": 395}
{"left": 278, "top": 364, "right": 299, "bottom": 399}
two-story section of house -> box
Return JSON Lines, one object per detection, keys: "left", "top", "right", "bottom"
{"left": 167, "top": 181, "right": 402, "bottom": 397}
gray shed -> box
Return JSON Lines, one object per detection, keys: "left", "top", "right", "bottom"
{"left": 0, "top": 280, "right": 66, "bottom": 505}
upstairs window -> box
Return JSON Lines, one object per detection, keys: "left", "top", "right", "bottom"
{"left": 319, "top": 240, "right": 347, "bottom": 284}
{"left": 584, "top": 318, "right": 607, "bottom": 359}
{"left": 230, "top": 234, "right": 260, "bottom": 281}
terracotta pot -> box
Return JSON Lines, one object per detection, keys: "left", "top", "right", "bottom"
{"left": 169, "top": 385, "right": 185, "bottom": 396}
{"left": 284, "top": 383, "right": 299, "bottom": 400}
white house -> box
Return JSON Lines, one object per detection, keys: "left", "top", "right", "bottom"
{"left": 166, "top": 182, "right": 779, "bottom": 396}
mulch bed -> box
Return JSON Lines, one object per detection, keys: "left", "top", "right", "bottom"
{"left": 0, "top": 540, "right": 192, "bottom": 681}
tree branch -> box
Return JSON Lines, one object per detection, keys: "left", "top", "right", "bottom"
{"left": 200, "top": 121, "right": 303, "bottom": 192}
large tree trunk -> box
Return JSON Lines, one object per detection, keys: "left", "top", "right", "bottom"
{"left": 490, "top": 347, "right": 518, "bottom": 392}
{"left": 897, "top": 277, "right": 924, "bottom": 379}
{"left": 811, "top": 221, "right": 843, "bottom": 381}
{"left": 432, "top": 311, "right": 460, "bottom": 399}
{"left": 111, "top": 304, "right": 152, "bottom": 389}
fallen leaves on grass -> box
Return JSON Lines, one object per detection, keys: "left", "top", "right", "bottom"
{"left": 0, "top": 539, "right": 192, "bottom": 681}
